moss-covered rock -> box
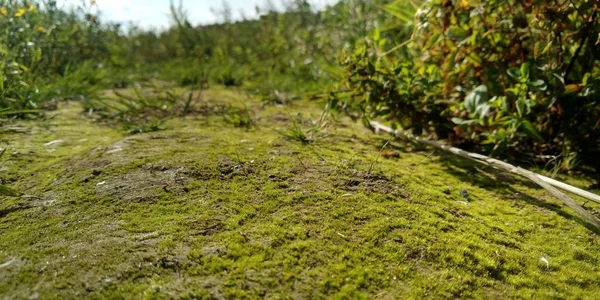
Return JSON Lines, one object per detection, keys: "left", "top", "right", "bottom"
{"left": 1, "top": 87, "right": 599, "bottom": 299}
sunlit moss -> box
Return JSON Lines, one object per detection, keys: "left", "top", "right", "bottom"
{"left": 0, "top": 87, "right": 598, "bottom": 298}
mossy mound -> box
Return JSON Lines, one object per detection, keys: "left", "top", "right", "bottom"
{"left": 1, "top": 87, "right": 599, "bottom": 299}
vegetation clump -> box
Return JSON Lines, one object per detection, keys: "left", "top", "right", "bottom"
{"left": 332, "top": 0, "right": 600, "bottom": 174}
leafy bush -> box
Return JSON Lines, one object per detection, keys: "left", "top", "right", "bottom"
{"left": 0, "top": 0, "right": 111, "bottom": 115}
{"left": 5, "top": 0, "right": 597, "bottom": 174}
{"left": 334, "top": 0, "right": 600, "bottom": 172}
{"left": 1, "top": 0, "right": 388, "bottom": 121}
{"left": 111, "top": 1, "right": 389, "bottom": 99}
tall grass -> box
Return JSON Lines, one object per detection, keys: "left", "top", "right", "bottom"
{"left": 0, "top": 0, "right": 115, "bottom": 116}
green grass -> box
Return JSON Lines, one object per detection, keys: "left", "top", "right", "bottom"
{"left": 1, "top": 87, "right": 599, "bottom": 299}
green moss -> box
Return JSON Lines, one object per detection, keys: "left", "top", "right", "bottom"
{"left": 0, "top": 86, "right": 599, "bottom": 299}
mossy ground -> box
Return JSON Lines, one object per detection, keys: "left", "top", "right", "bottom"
{"left": 1, "top": 87, "right": 599, "bottom": 299}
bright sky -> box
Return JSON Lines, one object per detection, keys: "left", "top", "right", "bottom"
{"left": 57, "top": 0, "right": 336, "bottom": 30}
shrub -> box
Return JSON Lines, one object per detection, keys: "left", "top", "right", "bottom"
{"left": 334, "top": 0, "right": 600, "bottom": 172}
{"left": 0, "top": 0, "right": 110, "bottom": 115}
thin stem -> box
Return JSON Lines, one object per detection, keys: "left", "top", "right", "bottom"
{"left": 368, "top": 140, "right": 390, "bottom": 174}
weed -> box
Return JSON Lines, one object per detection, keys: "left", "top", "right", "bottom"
{"left": 278, "top": 104, "right": 330, "bottom": 144}
{"left": 83, "top": 87, "right": 193, "bottom": 134}
{"left": 181, "top": 92, "right": 196, "bottom": 116}
{"left": 368, "top": 140, "right": 390, "bottom": 175}
{"left": 179, "top": 67, "right": 209, "bottom": 87}
{"left": 562, "top": 152, "right": 580, "bottom": 172}
{"left": 223, "top": 105, "right": 254, "bottom": 128}
{"left": 278, "top": 113, "right": 312, "bottom": 144}
{"left": 216, "top": 65, "right": 245, "bottom": 87}
{"left": 124, "top": 119, "right": 166, "bottom": 135}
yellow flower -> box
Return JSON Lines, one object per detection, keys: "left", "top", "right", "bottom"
{"left": 14, "top": 8, "right": 26, "bottom": 17}
{"left": 0, "top": 7, "right": 7, "bottom": 16}
{"left": 36, "top": 26, "right": 46, "bottom": 33}
{"left": 28, "top": 6, "right": 36, "bottom": 13}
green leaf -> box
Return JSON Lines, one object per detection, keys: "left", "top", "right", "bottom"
{"left": 446, "top": 27, "right": 469, "bottom": 41}
{"left": 582, "top": 72, "right": 591, "bottom": 85}
{"left": 552, "top": 73, "right": 565, "bottom": 85}
{"left": 519, "top": 61, "right": 530, "bottom": 80}
{"left": 373, "top": 27, "right": 381, "bottom": 42}
{"left": 515, "top": 98, "right": 528, "bottom": 117}
{"left": 464, "top": 85, "right": 488, "bottom": 115}
{"left": 520, "top": 120, "right": 545, "bottom": 143}
{"left": 474, "top": 103, "right": 490, "bottom": 120}
{"left": 383, "top": 2, "right": 418, "bottom": 23}
{"left": 542, "top": 41, "right": 553, "bottom": 55}
{"left": 488, "top": 96, "right": 502, "bottom": 108}
{"left": 507, "top": 68, "right": 520, "bottom": 80}
{"left": 466, "top": 52, "right": 482, "bottom": 66}
{"left": 527, "top": 79, "right": 546, "bottom": 91}
{"left": 442, "top": 48, "right": 459, "bottom": 74}
{"left": 424, "top": 33, "right": 441, "bottom": 50}
{"left": 407, "top": 0, "right": 423, "bottom": 9}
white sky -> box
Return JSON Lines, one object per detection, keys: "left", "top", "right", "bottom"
{"left": 57, "top": 0, "right": 336, "bottom": 30}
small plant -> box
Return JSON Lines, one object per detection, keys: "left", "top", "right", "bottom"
{"left": 279, "top": 113, "right": 311, "bottom": 144}
{"left": 215, "top": 65, "right": 245, "bottom": 87}
{"left": 279, "top": 105, "right": 330, "bottom": 144}
{"left": 84, "top": 87, "right": 196, "bottom": 134}
{"left": 367, "top": 140, "right": 390, "bottom": 175}
{"left": 223, "top": 105, "right": 254, "bottom": 128}
{"left": 181, "top": 92, "right": 195, "bottom": 116}
{"left": 179, "top": 67, "right": 209, "bottom": 87}
{"left": 124, "top": 119, "right": 166, "bottom": 135}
